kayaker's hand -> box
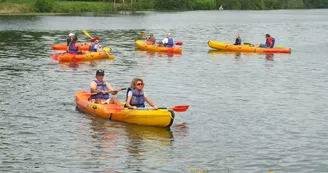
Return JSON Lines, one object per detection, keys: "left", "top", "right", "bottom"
{"left": 152, "top": 105, "right": 158, "bottom": 110}
{"left": 133, "top": 106, "right": 137, "bottom": 110}
{"left": 100, "top": 90, "right": 106, "bottom": 94}
{"left": 110, "top": 90, "right": 118, "bottom": 95}
{"left": 116, "top": 88, "right": 121, "bottom": 92}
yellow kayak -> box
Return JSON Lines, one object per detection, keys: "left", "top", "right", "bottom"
{"left": 208, "top": 41, "right": 291, "bottom": 53}
{"left": 135, "top": 40, "right": 182, "bottom": 54}
{"left": 76, "top": 91, "right": 175, "bottom": 127}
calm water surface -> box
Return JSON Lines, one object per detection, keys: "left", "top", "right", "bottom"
{"left": 0, "top": 10, "right": 328, "bottom": 173}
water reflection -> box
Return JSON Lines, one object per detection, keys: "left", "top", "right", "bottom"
{"left": 74, "top": 112, "right": 186, "bottom": 172}
{"left": 135, "top": 49, "right": 182, "bottom": 59}
{"left": 208, "top": 50, "right": 285, "bottom": 63}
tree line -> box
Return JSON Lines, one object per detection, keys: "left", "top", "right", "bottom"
{"left": 153, "top": 0, "right": 328, "bottom": 10}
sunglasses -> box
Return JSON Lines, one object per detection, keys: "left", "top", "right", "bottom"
{"left": 137, "top": 83, "right": 144, "bottom": 86}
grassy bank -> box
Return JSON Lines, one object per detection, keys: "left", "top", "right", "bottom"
{"left": 1, "top": 0, "right": 327, "bottom": 14}
{"left": 0, "top": 0, "right": 153, "bottom": 14}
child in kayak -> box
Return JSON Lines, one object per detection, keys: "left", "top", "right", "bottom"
{"left": 125, "top": 78, "right": 158, "bottom": 110}
{"left": 89, "top": 37, "right": 102, "bottom": 52}
{"left": 90, "top": 69, "right": 122, "bottom": 106}
{"left": 234, "top": 33, "right": 242, "bottom": 45}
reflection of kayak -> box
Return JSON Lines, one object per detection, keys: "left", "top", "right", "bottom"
{"left": 58, "top": 51, "right": 114, "bottom": 62}
{"left": 76, "top": 91, "right": 175, "bottom": 127}
{"left": 51, "top": 44, "right": 90, "bottom": 51}
{"left": 208, "top": 41, "right": 291, "bottom": 53}
{"left": 135, "top": 40, "right": 182, "bottom": 54}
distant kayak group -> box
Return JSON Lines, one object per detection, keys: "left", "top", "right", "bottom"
{"left": 51, "top": 31, "right": 291, "bottom": 62}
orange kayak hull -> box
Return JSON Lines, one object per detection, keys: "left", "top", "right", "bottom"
{"left": 51, "top": 44, "right": 90, "bottom": 51}
{"left": 76, "top": 91, "right": 175, "bottom": 127}
{"left": 58, "top": 52, "right": 112, "bottom": 62}
{"left": 208, "top": 41, "right": 291, "bottom": 53}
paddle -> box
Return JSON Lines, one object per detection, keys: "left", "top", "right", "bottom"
{"left": 158, "top": 105, "right": 189, "bottom": 112}
{"left": 244, "top": 42, "right": 285, "bottom": 48}
{"left": 87, "top": 88, "right": 127, "bottom": 97}
{"left": 132, "top": 105, "right": 189, "bottom": 112}
{"left": 156, "top": 42, "right": 183, "bottom": 46}
{"left": 103, "top": 47, "right": 114, "bottom": 59}
{"left": 83, "top": 30, "right": 92, "bottom": 39}
{"left": 140, "top": 32, "right": 146, "bottom": 38}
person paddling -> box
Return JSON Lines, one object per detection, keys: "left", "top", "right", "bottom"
{"left": 89, "top": 37, "right": 101, "bottom": 52}
{"left": 234, "top": 33, "right": 242, "bottom": 45}
{"left": 259, "top": 34, "right": 275, "bottom": 48}
{"left": 162, "top": 33, "right": 174, "bottom": 47}
{"left": 90, "top": 69, "right": 122, "bottom": 106}
{"left": 67, "top": 35, "right": 81, "bottom": 54}
{"left": 125, "top": 78, "right": 158, "bottom": 110}
{"left": 146, "top": 33, "right": 156, "bottom": 44}
{"left": 67, "top": 33, "right": 75, "bottom": 46}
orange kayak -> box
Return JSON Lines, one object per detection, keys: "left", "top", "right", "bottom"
{"left": 51, "top": 44, "right": 90, "bottom": 51}
{"left": 135, "top": 40, "right": 182, "bottom": 54}
{"left": 208, "top": 41, "right": 291, "bottom": 53}
{"left": 58, "top": 51, "right": 114, "bottom": 62}
{"left": 76, "top": 91, "right": 175, "bottom": 127}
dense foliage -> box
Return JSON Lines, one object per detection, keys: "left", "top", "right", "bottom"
{"left": 2, "top": 0, "right": 327, "bottom": 13}
{"left": 154, "top": 0, "right": 328, "bottom": 10}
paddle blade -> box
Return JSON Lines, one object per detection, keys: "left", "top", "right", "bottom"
{"left": 103, "top": 47, "right": 111, "bottom": 53}
{"left": 140, "top": 32, "right": 145, "bottom": 37}
{"left": 171, "top": 105, "right": 189, "bottom": 112}
{"left": 83, "top": 30, "right": 92, "bottom": 39}
{"left": 103, "top": 47, "right": 114, "bottom": 59}
{"left": 159, "top": 105, "right": 189, "bottom": 112}
{"left": 175, "top": 42, "right": 183, "bottom": 46}
{"left": 51, "top": 54, "right": 59, "bottom": 60}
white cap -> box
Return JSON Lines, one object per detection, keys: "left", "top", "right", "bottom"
{"left": 69, "top": 33, "right": 75, "bottom": 37}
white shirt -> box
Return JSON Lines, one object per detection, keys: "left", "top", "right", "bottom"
{"left": 162, "top": 37, "right": 174, "bottom": 44}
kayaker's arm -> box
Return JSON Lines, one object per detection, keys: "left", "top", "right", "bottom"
{"left": 126, "top": 96, "right": 137, "bottom": 110}
{"left": 145, "top": 96, "right": 158, "bottom": 110}
{"left": 106, "top": 82, "right": 120, "bottom": 95}
{"left": 90, "top": 81, "right": 106, "bottom": 94}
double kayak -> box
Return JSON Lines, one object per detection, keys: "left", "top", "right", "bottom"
{"left": 208, "top": 41, "right": 291, "bottom": 53}
{"left": 135, "top": 40, "right": 182, "bottom": 54}
{"left": 51, "top": 44, "right": 90, "bottom": 51}
{"left": 75, "top": 91, "right": 175, "bottom": 127}
{"left": 57, "top": 51, "right": 114, "bottom": 62}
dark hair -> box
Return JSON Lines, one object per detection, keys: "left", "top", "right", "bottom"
{"left": 72, "top": 35, "right": 78, "bottom": 42}
{"left": 265, "top": 34, "right": 270, "bottom": 37}
{"left": 96, "top": 69, "right": 104, "bottom": 76}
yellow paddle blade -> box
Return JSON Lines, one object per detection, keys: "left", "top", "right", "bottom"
{"left": 103, "top": 47, "right": 111, "bottom": 53}
{"left": 83, "top": 30, "right": 92, "bottom": 39}
{"left": 140, "top": 32, "right": 145, "bottom": 37}
{"left": 103, "top": 47, "right": 114, "bottom": 60}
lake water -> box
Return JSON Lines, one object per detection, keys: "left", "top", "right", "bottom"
{"left": 0, "top": 10, "right": 328, "bottom": 173}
